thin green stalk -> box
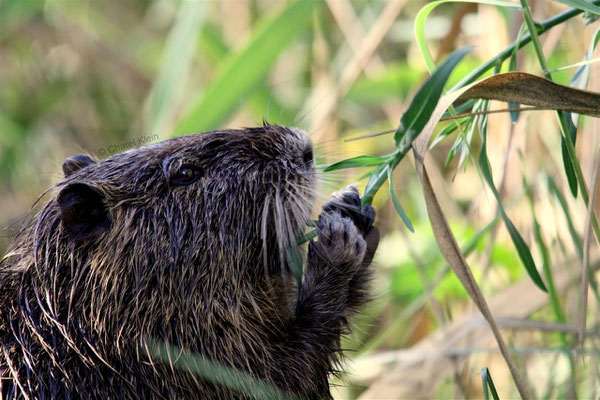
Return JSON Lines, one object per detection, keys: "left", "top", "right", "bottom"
{"left": 519, "top": 0, "right": 550, "bottom": 75}
{"left": 520, "top": 0, "right": 581, "bottom": 200}
{"left": 562, "top": 119, "right": 596, "bottom": 205}
{"left": 362, "top": 150, "right": 403, "bottom": 206}
{"left": 523, "top": 174, "right": 577, "bottom": 391}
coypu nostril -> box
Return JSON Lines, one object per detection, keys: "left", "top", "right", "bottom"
{"left": 303, "top": 148, "right": 314, "bottom": 167}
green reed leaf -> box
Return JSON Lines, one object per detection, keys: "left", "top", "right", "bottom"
{"left": 481, "top": 367, "right": 500, "bottom": 400}
{"left": 322, "top": 155, "right": 391, "bottom": 172}
{"left": 550, "top": 0, "right": 600, "bottom": 15}
{"left": 387, "top": 164, "right": 414, "bottom": 232}
{"left": 147, "top": 340, "right": 298, "bottom": 399}
{"left": 395, "top": 46, "right": 472, "bottom": 153}
{"left": 479, "top": 114, "right": 547, "bottom": 293}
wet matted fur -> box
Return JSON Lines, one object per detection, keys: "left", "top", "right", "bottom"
{"left": 0, "top": 125, "right": 378, "bottom": 399}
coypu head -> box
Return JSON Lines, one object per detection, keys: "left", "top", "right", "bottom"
{"left": 10, "top": 124, "right": 315, "bottom": 363}
{"left": 56, "top": 124, "right": 315, "bottom": 271}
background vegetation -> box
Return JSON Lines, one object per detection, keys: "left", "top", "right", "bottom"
{"left": 2, "top": 0, "right": 600, "bottom": 398}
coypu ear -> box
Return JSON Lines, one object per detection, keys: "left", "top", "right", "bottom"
{"left": 62, "top": 154, "right": 96, "bottom": 177}
{"left": 57, "top": 183, "right": 110, "bottom": 239}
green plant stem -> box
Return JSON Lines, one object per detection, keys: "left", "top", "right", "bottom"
{"left": 519, "top": 0, "right": 550, "bottom": 75}
{"left": 561, "top": 120, "right": 600, "bottom": 227}
{"left": 524, "top": 177, "right": 577, "bottom": 390}
{"left": 362, "top": 150, "right": 404, "bottom": 205}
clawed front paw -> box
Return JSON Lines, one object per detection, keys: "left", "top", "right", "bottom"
{"left": 313, "top": 211, "right": 366, "bottom": 271}
{"left": 322, "top": 185, "right": 375, "bottom": 235}
{"left": 301, "top": 186, "right": 378, "bottom": 320}
{"left": 308, "top": 186, "right": 378, "bottom": 279}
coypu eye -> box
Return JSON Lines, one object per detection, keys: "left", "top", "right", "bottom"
{"left": 171, "top": 164, "right": 202, "bottom": 186}
{"left": 303, "top": 149, "right": 313, "bottom": 166}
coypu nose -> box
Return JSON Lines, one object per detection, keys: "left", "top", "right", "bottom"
{"left": 289, "top": 127, "right": 314, "bottom": 170}
{"left": 303, "top": 147, "right": 314, "bottom": 166}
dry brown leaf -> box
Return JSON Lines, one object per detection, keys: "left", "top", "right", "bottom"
{"left": 411, "top": 80, "right": 531, "bottom": 399}
{"left": 412, "top": 158, "right": 531, "bottom": 400}
{"left": 455, "top": 71, "right": 600, "bottom": 116}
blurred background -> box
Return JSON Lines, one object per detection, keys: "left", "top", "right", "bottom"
{"left": 2, "top": 0, "right": 600, "bottom": 398}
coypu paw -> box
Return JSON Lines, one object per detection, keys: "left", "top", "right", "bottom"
{"left": 322, "top": 185, "right": 375, "bottom": 235}
{"left": 306, "top": 186, "right": 379, "bottom": 313}
{"left": 313, "top": 211, "right": 367, "bottom": 272}
{"left": 321, "top": 185, "right": 379, "bottom": 266}
{"left": 295, "top": 192, "right": 377, "bottom": 364}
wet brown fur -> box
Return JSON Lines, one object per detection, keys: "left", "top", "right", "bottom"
{"left": 0, "top": 125, "right": 377, "bottom": 399}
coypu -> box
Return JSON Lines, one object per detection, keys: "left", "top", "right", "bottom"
{"left": 0, "top": 124, "right": 379, "bottom": 399}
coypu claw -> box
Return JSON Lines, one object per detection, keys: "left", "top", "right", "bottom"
{"left": 314, "top": 211, "right": 367, "bottom": 268}
{"left": 322, "top": 185, "right": 375, "bottom": 235}
{"left": 321, "top": 185, "right": 379, "bottom": 266}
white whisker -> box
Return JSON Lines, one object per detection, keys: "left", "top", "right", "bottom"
{"left": 261, "top": 193, "right": 271, "bottom": 278}
{"left": 273, "top": 188, "right": 288, "bottom": 280}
